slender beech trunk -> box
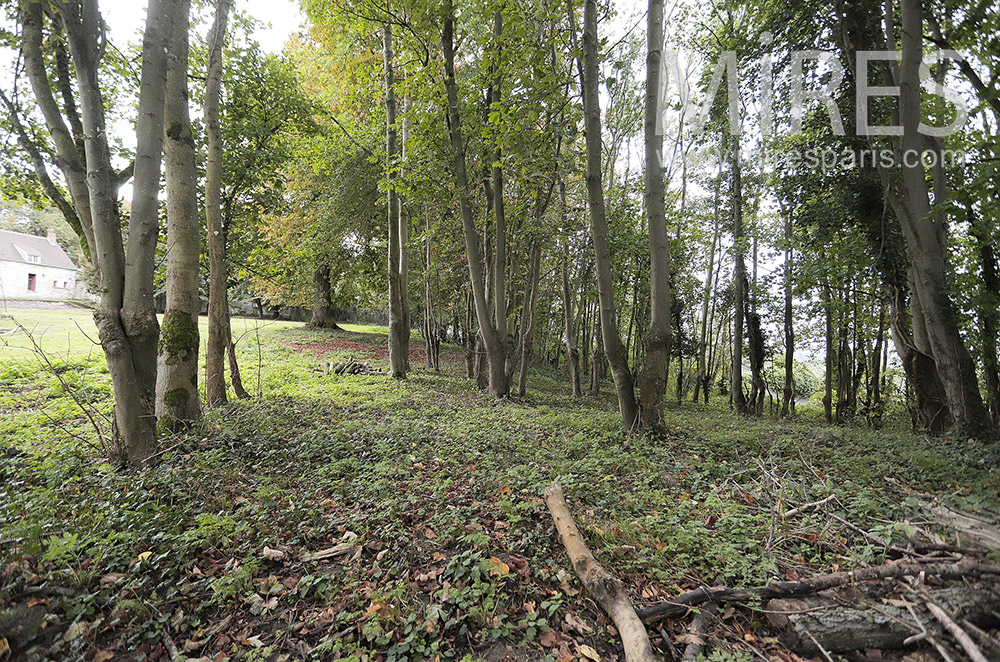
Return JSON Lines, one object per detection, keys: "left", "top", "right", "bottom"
{"left": 561, "top": 207, "right": 582, "bottom": 396}
{"left": 157, "top": 0, "right": 201, "bottom": 426}
{"left": 442, "top": 0, "right": 509, "bottom": 396}
{"left": 50, "top": 0, "right": 174, "bottom": 465}
{"left": 639, "top": 0, "right": 671, "bottom": 429}
{"left": 780, "top": 209, "right": 794, "bottom": 417}
{"left": 517, "top": 241, "right": 543, "bottom": 396}
{"left": 823, "top": 279, "right": 834, "bottom": 424}
{"left": 570, "top": 0, "right": 638, "bottom": 428}
{"left": 425, "top": 214, "right": 440, "bottom": 369}
{"left": 970, "top": 207, "right": 1000, "bottom": 424}
{"left": 489, "top": 9, "right": 512, "bottom": 395}
{"left": 204, "top": 0, "right": 231, "bottom": 407}
{"left": 20, "top": 2, "right": 95, "bottom": 257}
{"left": 893, "top": 0, "right": 992, "bottom": 437}
{"left": 400, "top": 94, "right": 412, "bottom": 371}
{"left": 385, "top": 25, "right": 406, "bottom": 379}
{"left": 870, "top": 305, "right": 886, "bottom": 427}
{"left": 731, "top": 139, "right": 748, "bottom": 415}
{"left": 464, "top": 289, "right": 476, "bottom": 378}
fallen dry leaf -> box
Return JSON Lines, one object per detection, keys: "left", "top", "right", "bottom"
{"left": 262, "top": 546, "right": 286, "bottom": 562}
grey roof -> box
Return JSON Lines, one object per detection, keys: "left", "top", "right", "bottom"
{"left": 0, "top": 229, "right": 77, "bottom": 270}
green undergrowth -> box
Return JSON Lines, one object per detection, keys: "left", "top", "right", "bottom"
{"left": 2, "top": 323, "right": 998, "bottom": 661}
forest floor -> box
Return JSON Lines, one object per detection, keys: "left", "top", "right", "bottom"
{"left": 1, "top": 313, "right": 999, "bottom": 662}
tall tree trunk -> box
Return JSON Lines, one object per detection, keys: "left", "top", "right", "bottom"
{"left": 400, "top": 94, "right": 412, "bottom": 372}
{"left": 464, "top": 288, "right": 476, "bottom": 379}
{"left": 442, "top": 0, "right": 507, "bottom": 396}
{"left": 560, "top": 184, "right": 582, "bottom": 398}
{"left": 731, "top": 140, "right": 748, "bottom": 415}
{"left": 589, "top": 303, "right": 603, "bottom": 396}
{"left": 894, "top": 0, "right": 992, "bottom": 438}
{"left": 780, "top": 211, "right": 794, "bottom": 418}
{"left": 970, "top": 207, "right": 1000, "bottom": 424}
{"left": 20, "top": 2, "right": 95, "bottom": 258}
{"left": 570, "top": 0, "right": 638, "bottom": 428}
{"left": 517, "top": 241, "right": 543, "bottom": 396}
{"left": 385, "top": 24, "right": 406, "bottom": 380}
{"left": 639, "top": 0, "right": 671, "bottom": 429}
{"left": 489, "top": 9, "right": 512, "bottom": 396}
{"left": 869, "top": 305, "right": 885, "bottom": 428}
{"left": 157, "top": 0, "right": 201, "bottom": 427}
{"left": 204, "top": 0, "right": 232, "bottom": 407}
{"left": 52, "top": 0, "right": 173, "bottom": 465}
{"left": 836, "top": 288, "right": 850, "bottom": 423}
{"left": 424, "top": 214, "right": 440, "bottom": 370}
{"left": 823, "top": 279, "right": 834, "bottom": 425}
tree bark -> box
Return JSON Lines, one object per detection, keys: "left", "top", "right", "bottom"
{"left": 204, "top": 0, "right": 232, "bottom": 407}
{"left": 639, "top": 0, "right": 672, "bottom": 430}
{"left": 894, "top": 0, "right": 993, "bottom": 438}
{"left": 562, "top": 234, "right": 583, "bottom": 397}
{"left": 731, "top": 140, "right": 748, "bottom": 416}
{"left": 780, "top": 212, "right": 794, "bottom": 418}
{"left": 400, "top": 94, "right": 412, "bottom": 372}
{"left": 385, "top": 24, "right": 406, "bottom": 380}
{"left": 53, "top": 0, "right": 174, "bottom": 466}
{"left": 695, "top": 162, "right": 723, "bottom": 404}
{"left": 20, "top": 2, "right": 95, "bottom": 259}
{"left": 489, "top": 9, "right": 512, "bottom": 396}
{"left": 970, "top": 207, "right": 1000, "bottom": 424}
{"left": 441, "top": 0, "right": 507, "bottom": 397}
{"left": 823, "top": 279, "right": 834, "bottom": 424}
{"left": 517, "top": 241, "right": 542, "bottom": 397}
{"left": 157, "top": 0, "right": 201, "bottom": 426}
{"left": 309, "top": 264, "right": 340, "bottom": 329}
{"left": 571, "top": 0, "right": 638, "bottom": 428}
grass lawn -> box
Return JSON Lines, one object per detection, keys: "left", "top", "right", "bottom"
{"left": 1, "top": 311, "right": 998, "bottom": 661}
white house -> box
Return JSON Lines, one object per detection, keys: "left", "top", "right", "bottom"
{"left": 0, "top": 228, "right": 79, "bottom": 300}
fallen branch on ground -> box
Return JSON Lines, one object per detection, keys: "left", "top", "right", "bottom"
{"left": 780, "top": 494, "right": 836, "bottom": 520}
{"left": 637, "top": 557, "right": 1000, "bottom": 623}
{"left": 925, "top": 600, "right": 989, "bottom": 662}
{"left": 545, "top": 483, "right": 659, "bottom": 662}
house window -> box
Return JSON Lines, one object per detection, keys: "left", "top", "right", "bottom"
{"left": 27, "top": 274, "right": 36, "bottom": 291}
{"left": 27, "top": 254, "right": 40, "bottom": 264}
{"left": 53, "top": 280, "right": 58, "bottom": 288}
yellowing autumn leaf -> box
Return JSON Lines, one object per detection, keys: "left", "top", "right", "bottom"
{"left": 488, "top": 556, "right": 510, "bottom": 577}
{"left": 579, "top": 644, "right": 601, "bottom": 661}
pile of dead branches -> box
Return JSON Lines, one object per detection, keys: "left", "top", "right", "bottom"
{"left": 546, "top": 482, "right": 1000, "bottom": 662}
{"left": 315, "top": 359, "right": 382, "bottom": 376}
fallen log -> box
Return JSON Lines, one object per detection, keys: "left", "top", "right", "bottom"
{"left": 765, "top": 586, "right": 1000, "bottom": 656}
{"left": 637, "top": 558, "right": 1000, "bottom": 623}
{"left": 923, "top": 501, "right": 1000, "bottom": 550}
{"left": 545, "top": 483, "right": 659, "bottom": 662}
